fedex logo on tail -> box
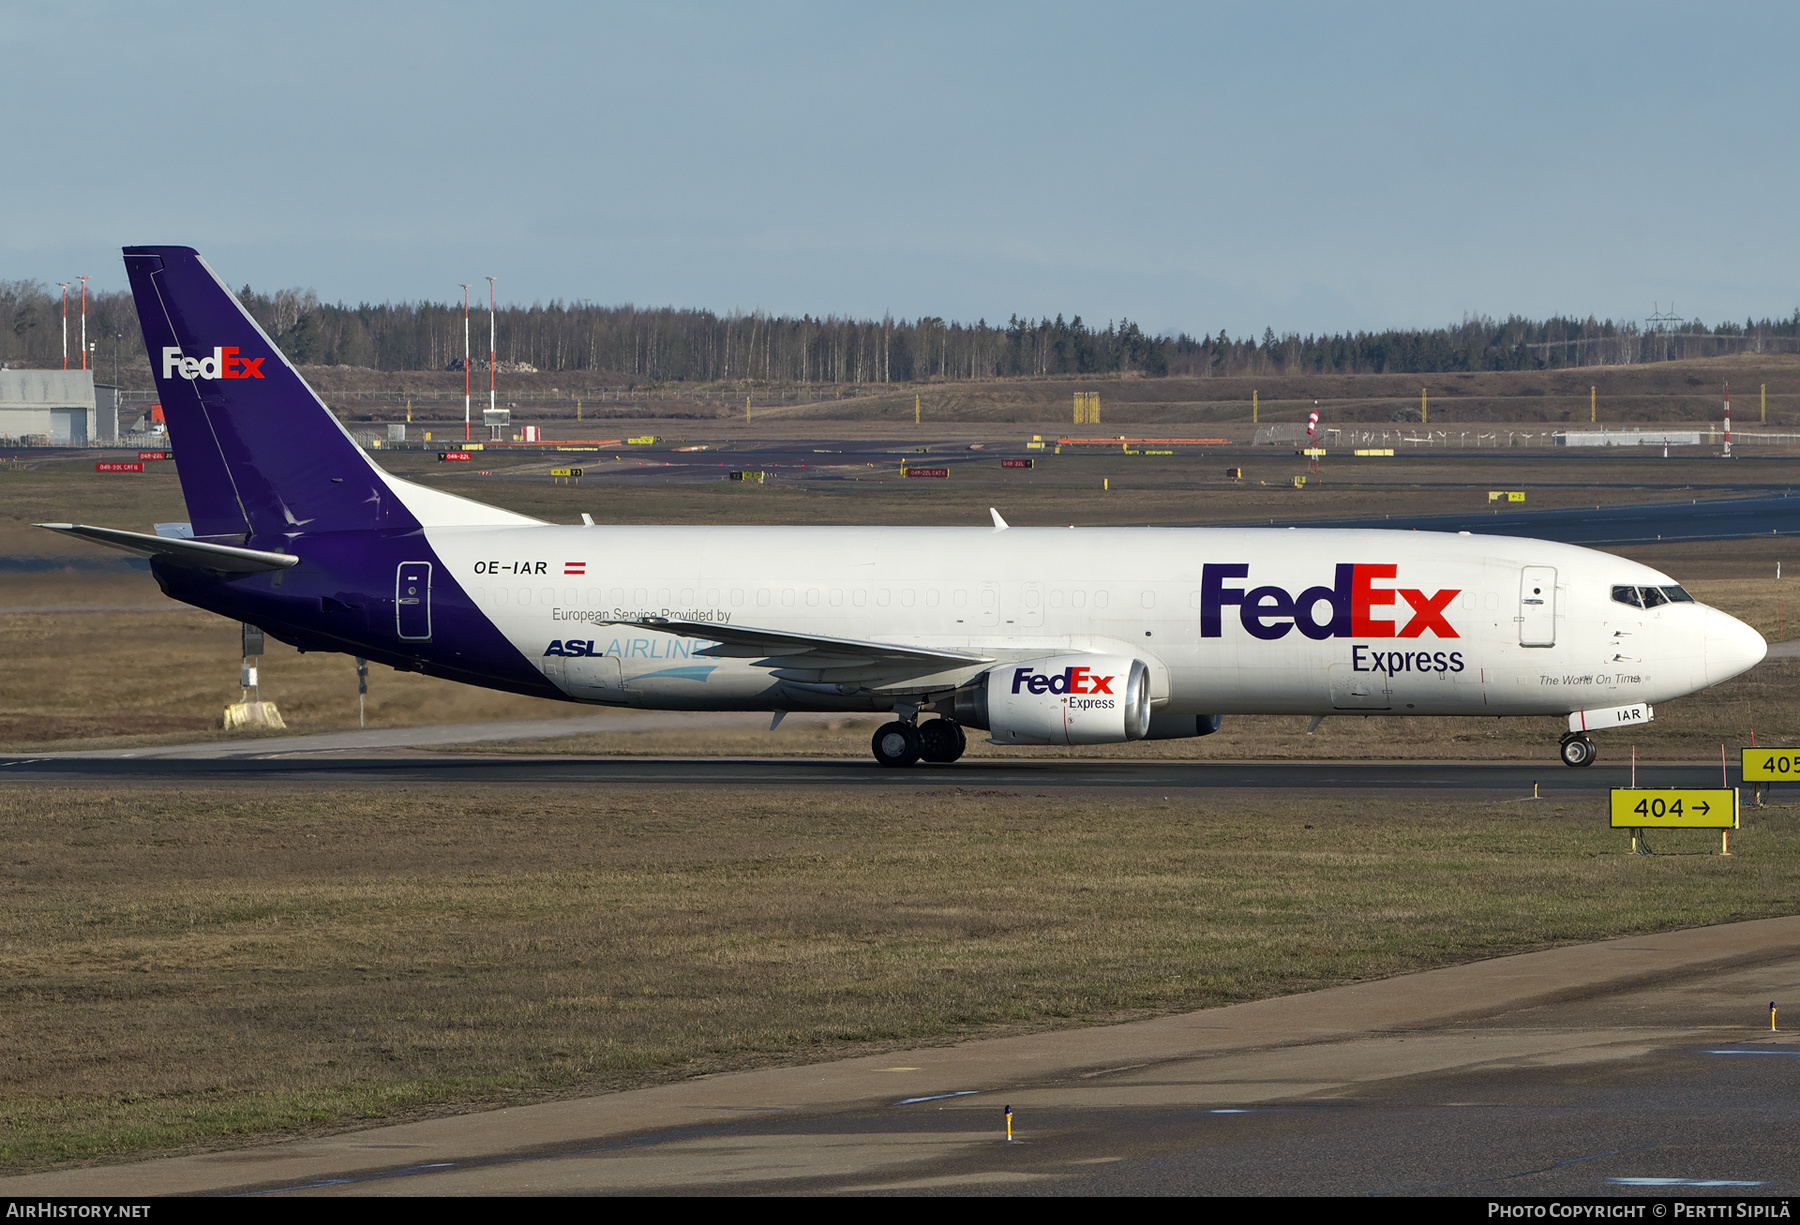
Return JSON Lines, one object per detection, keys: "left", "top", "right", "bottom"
{"left": 162, "top": 346, "right": 265, "bottom": 381}
{"left": 1201, "top": 563, "right": 1459, "bottom": 640}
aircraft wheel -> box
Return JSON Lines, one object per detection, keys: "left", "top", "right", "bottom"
{"left": 1559, "top": 735, "right": 1597, "bottom": 768}
{"left": 918, "top": 718, "right": 966, "bottom": 764}
{"left": 872, "top": 721, "right": 923, "bottom": 767}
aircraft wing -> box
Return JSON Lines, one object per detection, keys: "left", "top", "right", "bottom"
{"left": 598, "top": 616, "right": 993, "bottom": 691}
{"left": 36, "top": 523, "right": 298, "bottom": 574}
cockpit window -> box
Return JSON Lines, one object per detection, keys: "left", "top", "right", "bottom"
{"left": 1612, "top": 584, "right": 1696, "bottom": 609}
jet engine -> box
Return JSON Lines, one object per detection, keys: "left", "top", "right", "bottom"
{"left": 948, "top": 654, "right": 1151, "bottom": 745}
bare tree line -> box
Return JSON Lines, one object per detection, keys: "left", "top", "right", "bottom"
{"left": 3, "top": 277, "right": 1796, "bottom": 384}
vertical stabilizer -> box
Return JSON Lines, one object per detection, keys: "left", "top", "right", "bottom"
{"left": 123, "top": 246, "right": 535, "bottom": 539}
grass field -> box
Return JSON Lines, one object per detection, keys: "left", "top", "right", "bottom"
{"left": 4, "top": 782, "right": 1798, "bottom": 1172}
{"left": 282, "top": 351, "right": 1800, "bottom": 427}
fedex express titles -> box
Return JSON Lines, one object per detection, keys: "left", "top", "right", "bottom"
{"left": 1202, "top": 562, "right": 1467, "bottom": 675}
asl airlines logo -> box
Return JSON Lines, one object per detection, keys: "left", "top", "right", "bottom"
{"left": 162, "top": 346, "right": 265, "bottom": 381}
{"left": 1201, "top": 563, "right": 1459, "bottom": 641}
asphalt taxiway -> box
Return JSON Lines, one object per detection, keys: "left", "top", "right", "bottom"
{"left": 0, "top": 753, "right": 1752, "bottom": 800}
{"left": 7, "top": 917, "right": 1797, "bottom": 1197}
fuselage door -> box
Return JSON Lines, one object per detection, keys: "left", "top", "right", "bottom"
{"left": 1328, "top": 663, "right": 1391, "bottom": 709}
{"left": 397, "top": 561, "right": 433, "bottom": 640}
{"left": 979, "top": 582, "right": 1001, "bottom": 627}
{"left": 1020, "top": 581, "right": 1044, "bottom": 628}
{"left": 1519, "top": 566, "right": 1556, "bottom": 647}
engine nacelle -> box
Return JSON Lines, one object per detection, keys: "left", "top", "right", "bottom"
{"left": 1144, "top": 713, "right": 1224, "bottom": 740}
{"left": 977, "top": 654, "right": 1151, "bottom": 745}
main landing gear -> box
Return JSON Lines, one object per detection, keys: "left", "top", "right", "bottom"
{"left": 872, "top": 716, "right": 967, "bottom": 767}
{"left": 1559, "top": 733, "right": 1597, "bottom": 768}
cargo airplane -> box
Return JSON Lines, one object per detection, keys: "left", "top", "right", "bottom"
{"left": 41, "top": 247, "right": 1768, "bottom": 768}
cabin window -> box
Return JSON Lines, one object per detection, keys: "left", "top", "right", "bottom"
{"left": 634, "top": 588, "right": 648, "bottom": 605}
{"left": 901, "top": 589, "right": 916, "bottom": 607}
{"left": 680, "top": 588, "right": 694, "bottom": 604}
{"left": 925, "top": 589, "right": 940, "bottom": 607}
{"left": 657, "top": 587, "right": 671, "bottom": 605}
{"left": 1096, "top": 590, "right": 1110, "bottom": 609}
{"left": 877, "top": 589, "right": 892, "bottom": 607}
{"left": 781, "top": 588, "right": 795, "bottom": 606}
{"left": 1072, "top": 590, "right": 1087, "bottom": 608}
{"left": 493, "top": 588, "right": 508, "bottom": 605}
{"left": 517, "top": 588, "right": 532, "bottom": 606}
{"left": 853, "top": 589, "right": 867, "bottom": 607}
{"left": 806, "top": 588, "right": 820, "bottom": 607}
{"left": 706, "top": 588, "right": 719, "bottom": 605}
{"left": 757, "top": 588, "right": 771, "bottom": 607}
{"left": 1049, "top": 589, "right": 1064, "bottom": 608}
{"left": 1141, "top": 591, "right": 1156, "bottom": 609}
{"left": 953, "top": 589, "right": 968, "bottom": 608}
{"left": 730, "top": 588, "right": 744, "bottom": 606}
{"left": 829, "top": 588, "right": 843, "bottom": 606}
{"left": 587, "top": 588, "right": 602, "bottom": 605}
{"left": 1640, "top": 586, "right": 1669, "bottom": 609}
{"left": 540, "top": 588, "right": 554, "bottom": 606}
{"left": 1661, "top": 585, "right": 1695, "bottom": 603}
{"left": 564, "top": 589, "right": 578, "bottom": 605}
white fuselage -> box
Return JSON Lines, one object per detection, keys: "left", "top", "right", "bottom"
{"left": 427, "top": 525, "right": 1766, "bottom": 718}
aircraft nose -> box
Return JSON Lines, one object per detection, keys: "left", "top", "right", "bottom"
{"left": 1703, "top": 607, "right": 1767, "bottom": 686}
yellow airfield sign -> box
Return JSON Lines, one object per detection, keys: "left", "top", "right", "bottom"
{"left": 1741, "top": 749, "right": 1800, "bottom": 782}
{"left": 1609, "top": 789, "right": 1737, "bottom": 828}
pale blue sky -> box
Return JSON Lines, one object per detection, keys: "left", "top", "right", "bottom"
{"left": 6, "top": 2, "right": 1795, "bottom": 338}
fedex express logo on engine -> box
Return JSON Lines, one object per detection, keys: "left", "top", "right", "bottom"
{"left": 1201, "top": 563, "right": 1458, "bottom": 640}
{"left": 162, "top": 346, "right": 265, "bottom": 381}
{"left": 1012, "top": 665, "right": 1115, "bottom": 698}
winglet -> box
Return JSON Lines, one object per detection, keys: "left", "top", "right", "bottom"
{"left": 990, "top": 508, "right": 1009, "bottom": 531}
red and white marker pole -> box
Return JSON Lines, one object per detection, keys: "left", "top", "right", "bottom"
{"left": 1724, "top": 381, "right": 1733, "bottom": 459}
{"left": 460, "top": 284, "right": 472, "bottom": 441}
{"left": 57, "top": 283, "right": 70, "bottom": 369}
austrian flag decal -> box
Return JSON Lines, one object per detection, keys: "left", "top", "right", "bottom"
{"left": 564, "top": 561, "right": 586, "bottom": 576}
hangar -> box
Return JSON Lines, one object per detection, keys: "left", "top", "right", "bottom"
{"left": 0, "top": 369, "right": 117, "bottom": 445}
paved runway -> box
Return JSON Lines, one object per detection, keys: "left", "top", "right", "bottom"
{"left": 1254, "top": 490, "right": 1800, "bottom": 545}
{"left": 0, "top": 752, "right": 1747, "bottom": 799}
{"left": 7, "top": 917, "right": 1797, "bottom": 1197}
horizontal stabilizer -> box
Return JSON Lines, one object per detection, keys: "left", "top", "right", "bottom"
{"left": 37, "top": 523, "right": 299, "bottom": 574}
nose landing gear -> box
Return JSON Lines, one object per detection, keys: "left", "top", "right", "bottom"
{"left": 871, "top": 716, "right": 967, "bottom": 767}
{"left": 1559, "top": 733, "right": 1597, "bottom": 768}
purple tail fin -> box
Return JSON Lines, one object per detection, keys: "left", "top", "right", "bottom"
{"left": 124, "top": 246, "right": 420, "bottom": 540}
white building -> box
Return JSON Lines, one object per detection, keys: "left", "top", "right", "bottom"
{"left": 0, "top": 370, "right": 110, "bottom": 444}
